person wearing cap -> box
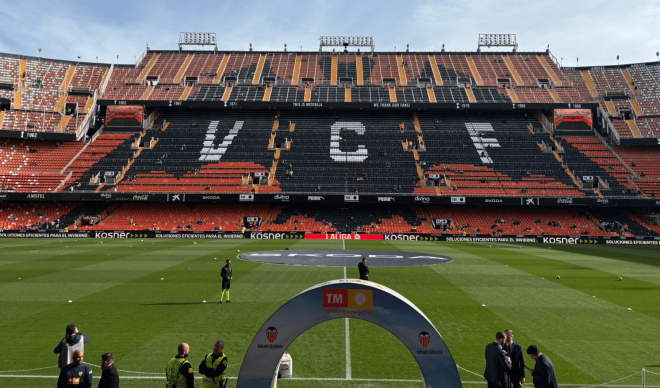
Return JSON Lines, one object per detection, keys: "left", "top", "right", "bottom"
{"left": 98, "top": 353, "right": 119, "bottom": 388}
{"left": 55, "top": 324, "right": 90, "bottom": 368}
{"left": 526, "top": 345, "right": 558, "bottom": 388}
{"left": 358, "top": 257, "right": 369, "bottom": 280}
{"left": 166, "top": 343, "right": 195, "bottom": 388}
{"left": 503, "top": 330, "right": 525, "bottom": 388}
{"left": 199, "top": 339, "right": 228, "bottom": 388}
{"left": 57, "top": 349, "right": 92, "bottom": 387}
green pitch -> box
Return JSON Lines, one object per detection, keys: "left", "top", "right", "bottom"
{"left": 1, "top": 238, "right": 660, "bottom": 388}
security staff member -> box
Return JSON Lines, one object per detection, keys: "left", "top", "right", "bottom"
{"left": 199, "top": 339, "right": 228, "bottom": 388}
{"left": 220, "top": 260, "right": 232, "bottom": 304}
{"left": 358, "top": 257, "right": 369, "bottom": 280}
{"left": 166, "top": 343, "right": 194, "bottom": 388}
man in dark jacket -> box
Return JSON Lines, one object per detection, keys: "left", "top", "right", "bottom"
{"left": 526, "top": 345, "right": 558, "bottom": 388}
{"left": 484, "top": 332, "right": 511, "bottom": 388}
{"left": 98, "top": 353, "right": 119, "bottom": 388}
{"left": 504, "top": 330, "right": 525, "bottom": 388}
{"left": 220, "top": 260, "right": 232, "bottom": 304}
{"left": 55, "top": 324, "right": 91, "bottom": 368}
{"left": 57, "top": 350, "right": 92, "bottom": 387}
{"left": 358, "top": 257, "right": 369, "bottom": 280}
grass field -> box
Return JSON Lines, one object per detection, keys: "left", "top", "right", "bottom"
{"left": 1, "top": 237, "right": 660, "bottom": 388}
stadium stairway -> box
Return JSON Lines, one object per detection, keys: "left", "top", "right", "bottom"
{"left": 213, "top": 54, "right": 230, "bottom": 85}
{"left": 137, "top": 53, "right": 159, "bottom": 83}
{"left": 466, "top": 56, "right": 484, "bottom": 86}
{"left": 581, "top": 71, "right": 599, "bottom": 97}
{"left": 174, "top": 54, "right": 194, "bottom": 84}
{"left": 626, "top": 120, "right": 641, "bottom": 138}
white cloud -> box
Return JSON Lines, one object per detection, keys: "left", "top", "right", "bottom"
{"left": 0, "top": 0, "right": 658, "bottom": 67}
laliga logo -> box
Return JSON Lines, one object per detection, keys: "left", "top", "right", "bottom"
{"left": 266, "top": 327, "right": 278, "bottom": 343}
{"left": 419, "top": 331, "right": 430, "bottom": 348}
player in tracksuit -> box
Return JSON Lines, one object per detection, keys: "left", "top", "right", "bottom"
{"left": 54, "top": 324, "right": 90, "bottom": 369}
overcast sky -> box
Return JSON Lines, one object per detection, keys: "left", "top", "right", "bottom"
{"left": 0, "top": 0, "right": 659, "bottom": 68}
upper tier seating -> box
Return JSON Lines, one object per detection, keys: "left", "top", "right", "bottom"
{"left": 69, "top": 65, "right": 107, "bottom": 92}
{"left": 589, "top": 68, "right": 630, "bottom": 96}
{"left": 0, "top": 111, "right": 63, "bottom": 133}
{"left": 628, "top": 64, "right": 660, "bottom": 116}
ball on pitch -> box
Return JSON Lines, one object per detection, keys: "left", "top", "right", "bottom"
{"left": 194, "top": 242, "right": 197, "bottom": 245}
{"left": 237, "top": 249, "right": 240, "bottom": 253}
{"left": 618, "top": 277, "right": 623, "bottom": 281}
{"left": 160, "top": 278, "right": 164, "bottom": 280}
{"left": 556, "top": 275, "right": 561, "bottom": 279}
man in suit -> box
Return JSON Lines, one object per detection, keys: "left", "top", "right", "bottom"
{"left": 526, "top": 345, "right": 558, "bottom": 388}
{"left": 484, "top": 332, "right": 512, "bottom": 388}
{"left": 358, "top": 257, "right": 369, "bottom": 280}
{"left": 503, "top": 330, "right": 525, "bottom": 388}
{"left": 98, "top": 353, "right": 119, "bottom": 388}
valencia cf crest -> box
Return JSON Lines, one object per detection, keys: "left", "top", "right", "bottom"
{"left": 419, "top": 331, "right": 430, "bottom": 348}
{"left": 266, "top": 327, "right": 278, "bottom": 343}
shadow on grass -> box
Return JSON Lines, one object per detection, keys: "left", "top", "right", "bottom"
{"left": 141, "top": 302, "right": 217, "bottom": 306}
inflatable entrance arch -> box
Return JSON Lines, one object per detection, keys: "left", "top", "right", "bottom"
{"left": 236, "top": 279, "right": 463, "bottom": 388}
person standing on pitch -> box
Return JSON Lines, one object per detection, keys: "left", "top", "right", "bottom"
{"left": 199, "top": 339, "right": 228, "bottom": 388}
{"left": 220, "top": 260, "right": 232, "bottom": 304}
{"left": 57, "top": 350, "right": 92, "bottom": 387}
{"left": 526, "top": 345, "right": 558, "bottom": 388}
{"left": 503, "top": 330, "right": 525, "bottom": 388}
{"left": 55, "top": 323, "right": 90, "bottom": 369}
{"left": 358, "top": 257, "right": 369, "bottom": 280}
{"left": 484, "top": 331, "right": 511, "bottom": 388}
{"left": 98, "top": 353, "right": 119, "bottom": 388}
{"left": 166, "top": 343, "right": 195, "bottom": 388}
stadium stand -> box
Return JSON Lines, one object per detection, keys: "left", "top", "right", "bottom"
{"left": 415, "top": 111, "right": 584, "bottom": 197}
{"left": 0, "top": 202, "right": 79, "bottom": 229}
{"left": 3, "top": 47, "right": 660, "bottom": 239}
{"left": 427, "top": 206, "right": 615, "bottom": 236}
{"left": 558, "top": 137, "right": 636, "bottom": 196}
{"left": 78, "top": 203, "right": 270, "bottom": 231}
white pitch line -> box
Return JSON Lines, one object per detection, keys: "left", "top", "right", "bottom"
{"left": 0, "top": 375, "right": 654, "bottom": 387}
{"left": 343, "top": 265, "right": 351, "bottom": 380}
{"left": 343, "top": 238, "right": 345, "bottom": 250}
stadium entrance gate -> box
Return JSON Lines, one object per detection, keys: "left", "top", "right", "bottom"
{"left": 236, "top": 279, "right": 462, "bottom": 388}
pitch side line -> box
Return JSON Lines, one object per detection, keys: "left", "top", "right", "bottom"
{"left": 343, "top": 263, "right": 350, "bottom": 379}
{"left": 0, "top": 376, "right": 655, "bottom": 387}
